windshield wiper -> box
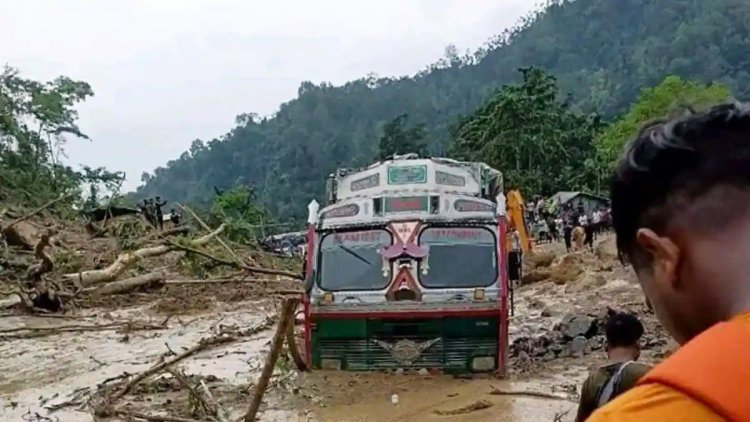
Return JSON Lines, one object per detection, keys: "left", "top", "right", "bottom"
{"left": 337, "top": 244, "right": 372, "bottom": 266}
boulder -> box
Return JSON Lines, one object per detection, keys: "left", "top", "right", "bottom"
{"left": 567, "top": 336, "right": 588, "bottom": 357}
{"left": 524, "top": 251, "right": 556, "bottom": 269}
{"left": 565, "top": 272, "right": 607, "bottom": 294}
{"left": 549, "top": 253, "right": 584, "bottom": 285}
{"left": 560, "top": 315, "right": 597, "bottom": 339}
{"left": 522, "top": 269, "right": 551, "bottom": 285}
{"left": 2, "top": 221, "right": 39, "bottom": 249}
{"left": 595, "top": 237, "right": 618, "bottom": 262}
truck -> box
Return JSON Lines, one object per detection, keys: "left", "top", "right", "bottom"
{"left": 301, "top": 154, "right": 523, "bottom": 375}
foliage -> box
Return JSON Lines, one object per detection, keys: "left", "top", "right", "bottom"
{"left": 452, "top": 67, "right": 605, "bottom": 195}
{"left": 208, "top": 185, "right": 270, "bottom": 244}
{"left": 0, "top": 66, "right": 124, "bottom": 208}
{"left": 595, "top": 75, "right": 731, "bottom": 166}
{"left": 134, "top": 0, "right": 750, "bottom": 220}
{"left": 377, "top": 114, "right": 427, "bottom": 160}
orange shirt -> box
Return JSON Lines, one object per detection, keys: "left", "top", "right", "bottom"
{"left": 587, "top": 312, "right": 750, "bottom": 421}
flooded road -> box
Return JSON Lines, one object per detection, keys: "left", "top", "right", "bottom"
{"left": 0, "top": 239, "right": 662, "bottom": 421}
{"left": 0, "top": 301, "right": 304, "bottom": 421}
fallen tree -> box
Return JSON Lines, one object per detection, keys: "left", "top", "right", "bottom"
{"left": 63, "top": 224, "right": 226, "bottom": 286}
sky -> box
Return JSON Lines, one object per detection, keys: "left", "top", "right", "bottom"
{"left": 0, "top": 0, "right": 533, "bottom": 191}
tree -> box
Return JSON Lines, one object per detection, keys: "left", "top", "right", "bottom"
{"left": 209, "top": 185, "right": 270, "bottom": 243}
{"left": 451, "top": 67, "right": 605, "bottom": 195}
{"left": 0, "top": 66, "right": 123, "bottom": 206}
{"left": 377, "top": 114, "right": 428, "bottom": 160}
{"left": 595, "top": 75, "right": 731, "bottom": 167}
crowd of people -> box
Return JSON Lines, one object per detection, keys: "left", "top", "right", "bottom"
{"left": 137, "top": 196, "right": 182, "bottom": 230}
{"left": 526, "top": 196, "right": 611, "bottom": 253}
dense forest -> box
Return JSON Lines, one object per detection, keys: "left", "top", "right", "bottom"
{"left": 130, "top": 0, "right": 750, "bottom": 223}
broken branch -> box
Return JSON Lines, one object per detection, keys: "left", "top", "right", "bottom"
{"left": 87, "top": 272, "right": 165, "bottom": 296}
{"left": 243, "top": 298, "right": 299, "bottom": 422}
{"left": 63, "top": 224, "right": 225, "bottom": 286}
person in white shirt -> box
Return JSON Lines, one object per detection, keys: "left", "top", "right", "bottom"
{"left": 592, "top": 210, "right": 602, "bottom": 238}
{"left": 579, "top": 214, "right": 589, "bottom": 227}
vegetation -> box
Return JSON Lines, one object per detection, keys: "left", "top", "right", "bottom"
{"left": 451, "top": 67, "right": 605, "bottom": 195}
{"left": 132, "top": 0, "right": 750, "bottom": 222}
{"left": 0, "top": 66, "right": 124, "bottom": 210}
{"left": 595, "top": 76, "right": 732, "bottom": 167}
{"left": 208, "top": 185, "right": 271, "bottom": 244}
{"left": 377, "top": 114, "right": 427, "bottom": 160}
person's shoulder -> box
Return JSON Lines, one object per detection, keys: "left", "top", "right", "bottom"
{"left": 588, "top": 383, "right": 723, "bottom": 421}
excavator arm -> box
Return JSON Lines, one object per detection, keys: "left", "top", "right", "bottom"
{"left": 506, "top": 189, "right": 533, "bottom": 253}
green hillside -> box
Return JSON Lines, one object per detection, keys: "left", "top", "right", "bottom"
{"left": 134, "top": 0, "right": 750, "bottom": 222}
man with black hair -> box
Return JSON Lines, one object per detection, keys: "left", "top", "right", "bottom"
{"left": 575, "top": 311, "right": 651, "bottom": 421}
{"left": 589, "top": 102, "right": 750, "bottom": 421}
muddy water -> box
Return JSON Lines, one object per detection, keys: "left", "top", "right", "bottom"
{"left": 0, "top": 301, "right": 304, "bottom": 421}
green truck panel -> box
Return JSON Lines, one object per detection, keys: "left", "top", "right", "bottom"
{"left": 311, "top": 316, "right": 500, "bottom": 373}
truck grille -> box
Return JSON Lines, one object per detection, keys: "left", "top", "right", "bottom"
{"left": 317, "top": 336, "right": 498, "bottom": 371}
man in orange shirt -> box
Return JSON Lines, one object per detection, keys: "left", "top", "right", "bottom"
{"left": 588, "top": 102, "right": 750, "bottom": 421}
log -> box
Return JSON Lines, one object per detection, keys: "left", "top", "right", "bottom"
{"left": 63, "top": 224, "right": 225, "bottom": 286}
{"left": 88, "top": 272, "right": 164, "bottom": 296}
{"left": 0, "top": 293, "right": 22, "bottom": 309}
{"left": 243, "top": 298, "right": 299, "bottom": 422}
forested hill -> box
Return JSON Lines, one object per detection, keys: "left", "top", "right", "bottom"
{"left": 134, "top": 0, "right": 750, "bottom": 222}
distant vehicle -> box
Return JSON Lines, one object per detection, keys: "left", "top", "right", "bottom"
{"left": 301, "top": 154, "right": 524, "bottom": 375}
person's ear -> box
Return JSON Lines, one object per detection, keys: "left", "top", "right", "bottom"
{"left": 636, "top": 228, "right": 681, "bottom": 288}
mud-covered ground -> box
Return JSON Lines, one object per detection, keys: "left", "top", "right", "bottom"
{"left": 0, "top": 234, "right": 672, "bottom": 421}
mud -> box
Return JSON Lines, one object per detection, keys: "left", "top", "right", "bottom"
{"left": 0, "top": 300, "right": 305, "bottom": 421}
{"left": 0, "top": 235, "right": 672, "bottom": 421}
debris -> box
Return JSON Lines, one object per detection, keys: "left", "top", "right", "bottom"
{"left": 63, "top": 224, "right": 226, "bottom": 286}
{"left": 243, "top": 298, "right": 298, "bottom": 422}
{"left": 488, "top": 386, "right": 571, "bottom": 401}
{"left": 433, "top": 399, "right": 493, "bottom": 415}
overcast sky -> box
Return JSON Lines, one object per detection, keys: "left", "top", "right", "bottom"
{"left": 0, "top": 0, "right": 532, "bottom": 190}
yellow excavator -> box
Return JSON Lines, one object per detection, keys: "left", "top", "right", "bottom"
{"left": 505, "top": 188, "right": 532, "bottom": 317}
{"left": 506, "top": 188, "right": 533, "bottom": 253}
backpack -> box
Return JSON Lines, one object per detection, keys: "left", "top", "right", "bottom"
{"left": 596, "top": 361, "right": 635, "bottom": 407}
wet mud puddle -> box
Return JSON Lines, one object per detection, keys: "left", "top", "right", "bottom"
{"left": 0, "top": 301, "right": 304, "bottom": 421}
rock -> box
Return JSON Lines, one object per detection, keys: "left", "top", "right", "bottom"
{"left": 568, "top": 336, "right": 588, "bottom": 357}
{"left": 417, "top": 368, "right": 429, "bottom": 376}
{"left": 2, "top": 221, "right": 39, "bottom": 249}
{"left": 532, "top": 347, "right": 547, "bottom": 357}
{"left": 561, "top": 315, "right": 597, "bottom": 339}
{"left": 542, "top": 352, "right": 556, "bottom": 362}
{"left": 549, "top": 343, "right": 564, "bottom": 355}
{"left": 527, "top": 297, "right": 545, "bottom": 309}
{"left": 525, "top": 251, "right": 556, "bottom": 269}
{"left": 587, "top": 336, "right": 604, "bottom": 352}
{"left": 395, "top": 368, "right": 404, "bottom": 375}
{"left": 549, "top": 253, "right": 585, "bottom": 285}
{"left": 522, "top": 269, "right": 552, "bottom": 284}
{"left": 565, "top": 272, "right": 607, "bottom": 294}
{"left": 595, "top": 237, "right": 618, "bottom": 262}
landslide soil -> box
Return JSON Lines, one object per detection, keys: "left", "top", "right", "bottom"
{"left": 0, "top": 208, "right": 671, "bottom": 422}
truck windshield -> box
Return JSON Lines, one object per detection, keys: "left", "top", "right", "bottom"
{"left": 318, "top": 229, "right": 391, "bottom": 291}
{"left": 418, "top": 227, "right": 497, "bottom": 288}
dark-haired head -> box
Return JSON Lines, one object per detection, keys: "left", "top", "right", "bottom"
{"left": 611, "top": 101, "right": 750, "bottom": 345}
{"left": 605, "top": 312, "right": 644, "bottom": 355}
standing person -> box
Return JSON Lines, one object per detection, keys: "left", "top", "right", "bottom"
{"left": 592, "top": 208, "right": 602, "bottom": 239}
{"left": 548, "top": 217, "right": 558, "bottom": 242}
{"left": 507, "top": 228, "right": 522, "bottom": 287}
{"left": 141, "top": 198, "right": 156, "bottom": 227}
{"left": 589, "top": 103, "right": 750, "bottom": 421}
{"left": 154, "top": 196, "right": 167, "bottom": 230}
{"left": 563, "top": 219, "right": 573, "bottom": 253}
{"left": 576, "top": 311, "right": 651, "bottom": 421}
{"left": 584, "top": 215, "right": 595, "bottom": 252}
